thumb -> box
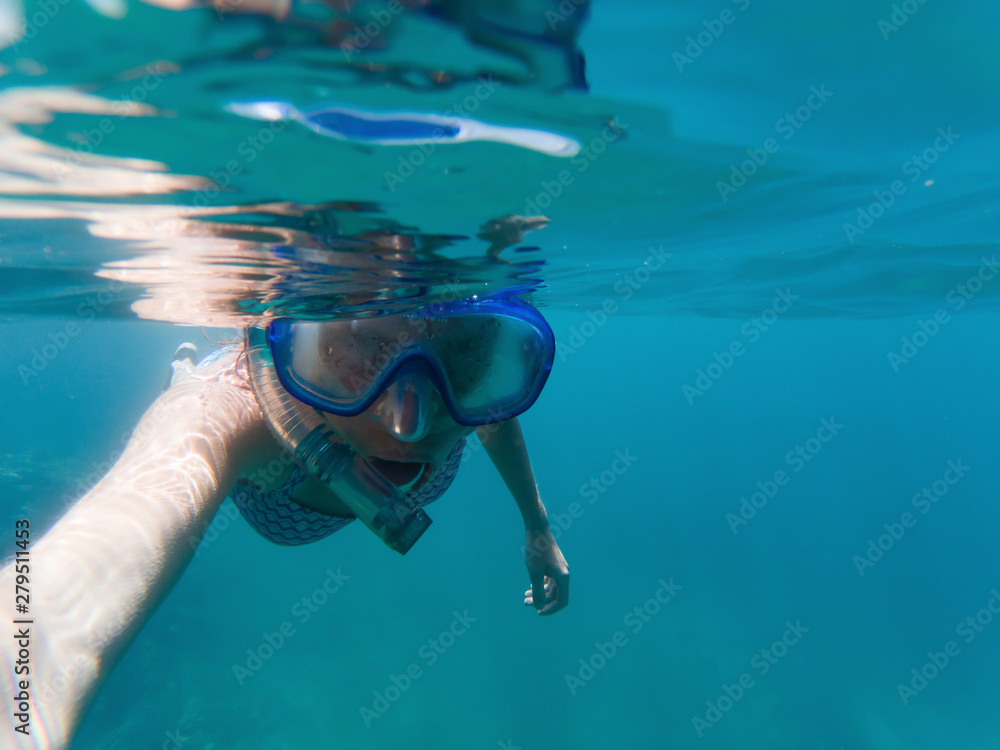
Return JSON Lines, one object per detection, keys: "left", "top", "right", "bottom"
{"left": 530, "top": 572, "right": 545, "bottom": 610}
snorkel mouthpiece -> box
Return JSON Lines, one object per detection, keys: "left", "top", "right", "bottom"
{"left": 246, "top": 327, "right": 431, "bottom": 554}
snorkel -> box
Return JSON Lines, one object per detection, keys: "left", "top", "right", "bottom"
{"left": 245, "top": 326, "right": 431, "bottom": 555}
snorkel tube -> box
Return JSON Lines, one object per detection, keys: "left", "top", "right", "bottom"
{"left": 245, "top": 326, "right": 431, "bottom": 555}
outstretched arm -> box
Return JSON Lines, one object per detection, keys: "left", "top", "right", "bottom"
{"left": 0, "top": 349, "right": 269, "bottom": 750}
{"left": 476, "top": 418, "right": 569, "bottom": 615}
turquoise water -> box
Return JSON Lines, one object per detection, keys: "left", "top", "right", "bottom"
{"left": 2, "top": 0, "right": 1000, "bottom": 748}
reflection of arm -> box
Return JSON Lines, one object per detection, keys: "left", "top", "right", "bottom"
{"left": 476, "top": 417, "right": 548, "bottom": 532}
{"left": 0, "top": 351, "right": 268, "bottom": 750}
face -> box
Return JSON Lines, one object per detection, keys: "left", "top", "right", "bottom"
{"left": 309, "top": 317, "right": 486, "bottom": 486}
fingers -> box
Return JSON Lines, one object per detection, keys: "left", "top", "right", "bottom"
{"left": 524, "top": 576, "right": 567, "bottom": 615}
{"left": 537, "top": 573, "right": 569, "bottom": 616}
{"left": 524, "top": 577, "right": 554, "bottom": 606}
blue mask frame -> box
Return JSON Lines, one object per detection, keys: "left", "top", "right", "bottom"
{"left": 266, "top": 298, "right": 555, "bottom": 426}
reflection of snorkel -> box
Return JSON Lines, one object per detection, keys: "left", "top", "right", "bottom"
{"left": 245, "top": 326, "right": 431, "bottom": 555}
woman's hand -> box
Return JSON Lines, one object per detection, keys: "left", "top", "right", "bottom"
{"left": 523, "top": 527, "right": 569, "bottom": 616}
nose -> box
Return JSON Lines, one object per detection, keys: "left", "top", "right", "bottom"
{"left": 377, "top": 372, "right": 432, "bottom": 442}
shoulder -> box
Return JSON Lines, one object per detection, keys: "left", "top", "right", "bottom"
{"left": 185, "top": 344, "right": 248, "bottom": 387}
{"left": 153, "top": 342, "right": 270, "bottom": 465}
{"left": 164, "top": 343, "right": 259, "bottom": 411}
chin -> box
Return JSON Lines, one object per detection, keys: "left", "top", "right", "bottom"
{"left": 367, "top": 446, "right": 440, "bottom": 465}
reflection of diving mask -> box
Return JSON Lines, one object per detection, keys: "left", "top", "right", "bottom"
{"left": 266, "top": 298, "right": 556, "bottom": 426}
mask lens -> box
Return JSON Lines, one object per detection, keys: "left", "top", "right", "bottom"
{"left": 429, "top": 314, "right": 549, "bottom": 419}
{"left": 270, "top": 319, "right": 392, "bottom": 413}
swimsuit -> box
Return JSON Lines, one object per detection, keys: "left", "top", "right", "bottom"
{"left": 230, "top": 437, "right": 466, "bottom": 546}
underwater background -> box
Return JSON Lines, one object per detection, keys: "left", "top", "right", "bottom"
{"left": 1, "top": 0, "right": 999, "bottom": 748}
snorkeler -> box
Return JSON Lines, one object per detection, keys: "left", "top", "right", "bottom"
{"left": 0, "top": 295, "right": 568, "bottom": 750}
{"left": 233, "top": 297, "right": 562, "bottom": 556}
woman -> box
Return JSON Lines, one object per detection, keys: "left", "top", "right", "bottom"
{"left": 1, "top": 295, "right": 568, "bottom": 750}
